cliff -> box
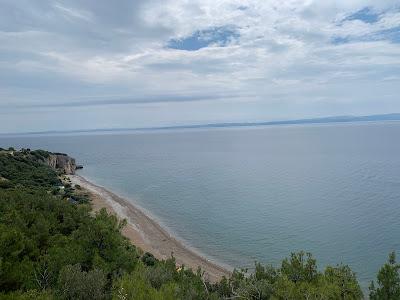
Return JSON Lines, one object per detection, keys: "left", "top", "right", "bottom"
{"left": 46, "top": 153, "right": 77, "bottom": 175}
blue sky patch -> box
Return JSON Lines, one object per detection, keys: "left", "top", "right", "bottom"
{"left": 167, "top": 27, "right": 239, "bottom": 51}
{"left": 331, "top": 36, "right": 350, "bottom": 45}
{"left": 380, "top": 26, "right": 400, "bottom": 43}
{"left": 332, "top": 26, "right": 400, "bottom": 45}
{"left": 344, "top": 7, "right": 380, "bottom": 24}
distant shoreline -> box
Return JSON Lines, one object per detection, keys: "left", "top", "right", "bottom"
{"left": 2, "top": 113, "right": 400, "bottom": 136}
{"left": 69, "top": 174, "right": 231, "bottom": 282}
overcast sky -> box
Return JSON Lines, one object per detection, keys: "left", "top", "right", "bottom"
{"left": 1, "top": 0, "right": 399, "bottom": 133}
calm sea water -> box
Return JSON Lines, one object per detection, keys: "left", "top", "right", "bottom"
{"left": 1, "top": 122, "right": 400, "bottom": 289}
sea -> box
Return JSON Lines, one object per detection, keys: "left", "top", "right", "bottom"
{"left": 1, "top": 121, "right": 399, "bottom": 290}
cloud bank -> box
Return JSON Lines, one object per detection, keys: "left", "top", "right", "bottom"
{"left": 0, "top": 0, "right": 399, "bottom": 133}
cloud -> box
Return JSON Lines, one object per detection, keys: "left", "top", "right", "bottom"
{"left": 53, "top": 3, "right": 94, "bottom": 23}
{"left": 2, "top": 92, "right": 254, "bottom": 109}
{"left": 167, "top": 26, "right": 239, "bottom": 51}
{"left": 0, "top": 0, "right": 400, "bottom": 133}
{"left": 332, "top": 7, "right": 400, "bottom": 44}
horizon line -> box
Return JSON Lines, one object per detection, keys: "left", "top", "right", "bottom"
{"left": 2, "top": 112, "right": 400, "bottom": 136}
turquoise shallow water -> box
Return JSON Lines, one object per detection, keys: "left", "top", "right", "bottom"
{"left": 1, "top": 121, "right": 400, "bottom": 289}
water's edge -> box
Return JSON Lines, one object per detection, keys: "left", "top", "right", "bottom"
{"left": 72, "top": 172, "right": 234, "bottom": 279}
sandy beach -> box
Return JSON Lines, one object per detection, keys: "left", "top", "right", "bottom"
{"left": 69, "top": 174, "right": 231, "bottom": 283}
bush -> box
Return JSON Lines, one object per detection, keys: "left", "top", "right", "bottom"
{"left": 0, "top": 290, "right": 54, "bottom": 300}
{"left": 56, "top": 264, "right": 107, "bottom": 300}
{"left": 0, "top": 180, "right": 13, "bottom": 189}
{"left": 0, "top": 151, "right": 60, "bottom": 188}
{"left": 214, "top": 252, "right": 363, "bottom": 299}
{"left": 145, "top": 263, "right": 174, "bottom": 289}
{"left": 142, "top": 252, "right": 157, "bottom": 266}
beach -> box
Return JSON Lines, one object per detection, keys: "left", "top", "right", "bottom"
{"left": 69, "top": 174, "right": 231, "bottom": 283}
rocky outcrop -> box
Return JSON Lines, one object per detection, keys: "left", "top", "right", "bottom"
{"left": 46, "top": 153, "right": 78, "bottom": 175}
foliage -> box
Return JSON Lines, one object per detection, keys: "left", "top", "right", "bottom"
{"left": 112, "top": 260, "right": 213, "bottom": 300}
{"left": 56, "top": 264, "right": 107, "bottom": 300}
{"left": 141, "top": 252, "right": 157, "bottom": 266}
{"left": 211, "top": 252, "right": 363, "bottom": 299}
{"left": 0, "top": 289, "right": 54, "bottom": 300}
{"left": 0, "top": 151, "right": 60, "bottom": 188}
{"left": 0, "top": 149, "right": 396, "bottom": 299}
{"left": 370, "top": 252, "right": 400, "bottom": 300}
{"left": 0, "top": 150, "right": 139, "bottom": 298}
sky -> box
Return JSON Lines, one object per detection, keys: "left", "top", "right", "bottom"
{"left": 0, "top": 0, "right": 400, "bottom": 133}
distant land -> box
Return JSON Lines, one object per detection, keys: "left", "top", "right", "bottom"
{"left": 3, "top": 113, "right": 400, "bottom": 136}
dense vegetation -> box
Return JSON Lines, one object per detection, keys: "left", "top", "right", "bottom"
{"left": 0, "top": 149, "right": 398, "bottom": 299}
{"left": 0, "top": 149, "right": 60, "bottom": 188}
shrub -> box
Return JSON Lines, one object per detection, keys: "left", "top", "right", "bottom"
{"left": 142, "top": 252, "right": 157, "bottom": 266}
{"left": 56, "top": 264, "right": 107, "bottom": 300}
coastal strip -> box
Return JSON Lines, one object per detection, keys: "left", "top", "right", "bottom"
{"left": 68, "top": 174, "right": 231, "bottom": 283}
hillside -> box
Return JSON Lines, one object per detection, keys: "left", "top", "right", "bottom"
{"left": 0, "top": 148, "right": 398, "bottom": 299}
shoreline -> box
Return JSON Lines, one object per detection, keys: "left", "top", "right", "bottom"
{"left": 68, "top": 174, "right": 231, "bottom": 282}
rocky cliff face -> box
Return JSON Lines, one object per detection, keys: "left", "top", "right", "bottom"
{"left": 46, "top": 153, "right": 77, "bottom": 175}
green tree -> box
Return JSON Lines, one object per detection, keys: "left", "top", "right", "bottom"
{"left": 324, "top": 265, "right": 363, "bottom": 299}
{"left": 370, "top": 252, "right": 400, "bottom": 300}
{"left": 281, "top": 251, "right": 318, "bottom": 283}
